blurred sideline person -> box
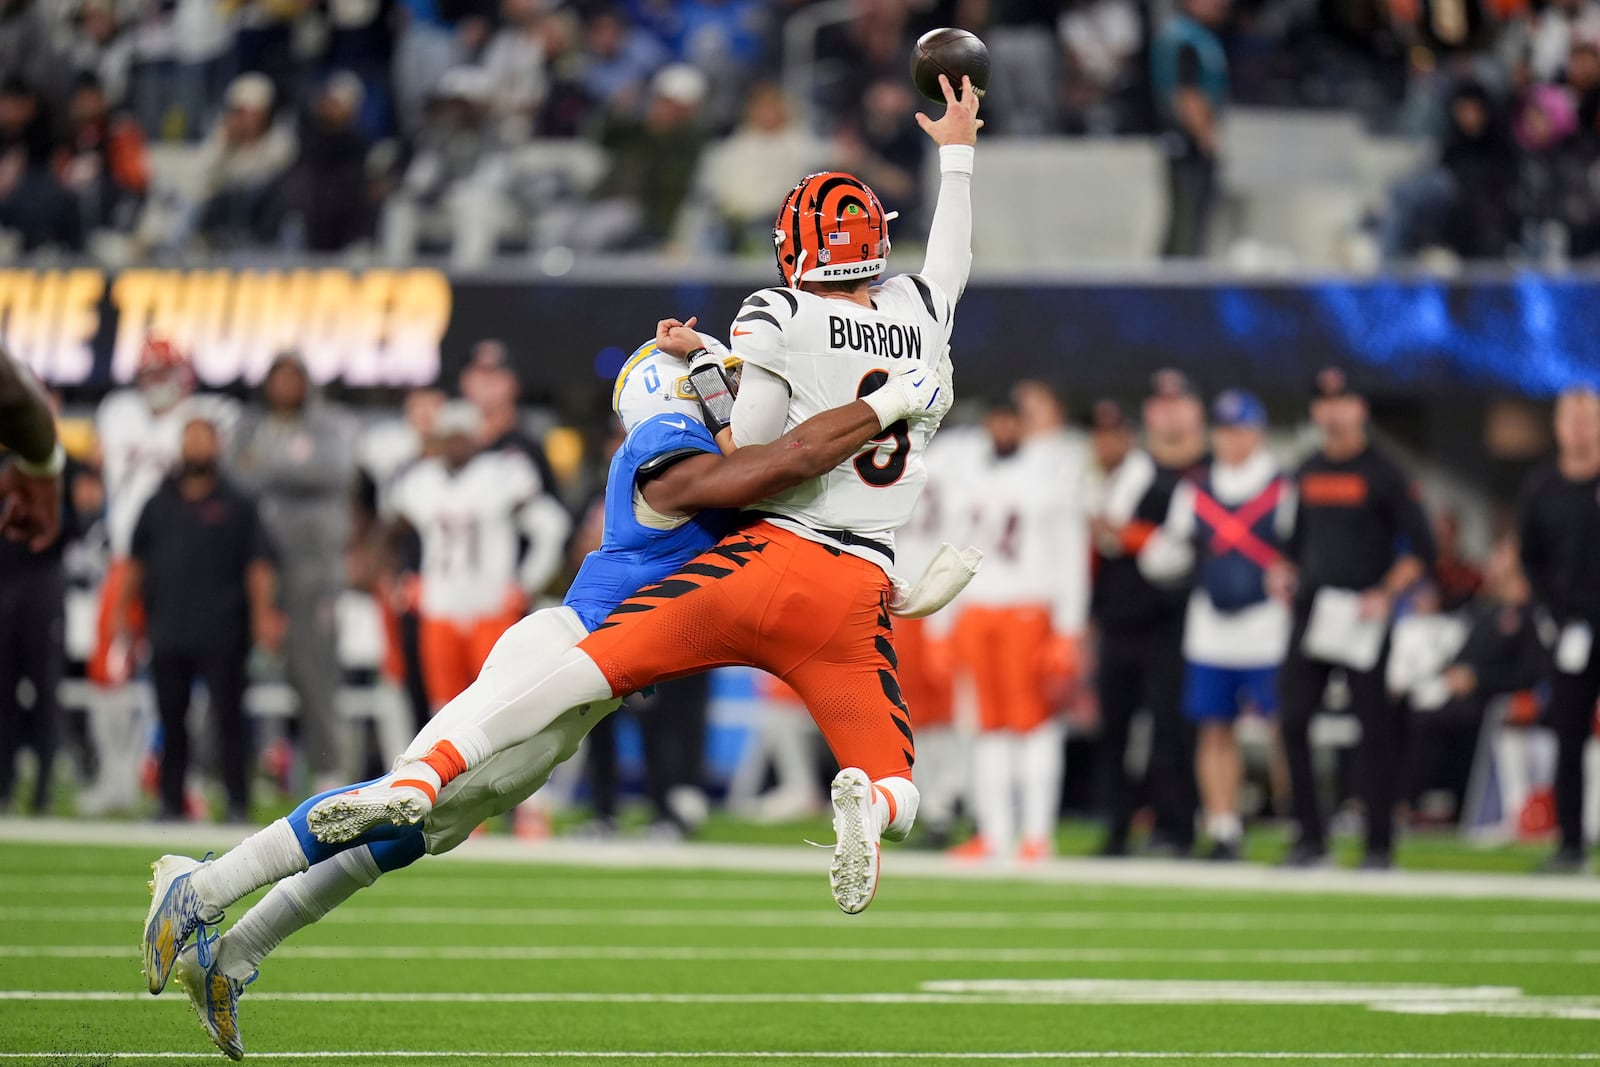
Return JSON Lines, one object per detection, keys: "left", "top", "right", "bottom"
{"left": 0, "top": 374, "right": 71, "bottom": 814}
{"left": 1090, "top": 370, "right": 1208, "bottom": 857}
{"left": 140, "top": 338, "right": 951, "bottom": 1057}
{"left": 1141, "top": 390, "right": 1292, "bottom": 860}
{"left": 1518, "top": 385, "right": 1600, "bottom": 873}
{"left": 949, "top": 390, "right": 1089, "bottom": 862}
{"left": 120, "top": 418, "right": 281, "bottom": 822}
{"left": 233, "top": 353, "right": 356, "bottom": 790}
{"left": 889, "top": 423, "right": 978, "bottom": 848}
{"left": 83, "top": 338, "right": 236, "bottom": 816}
{"left": 1404, "top": 535, "right": 1543, "bottom": 821}
{"left": 355, "top": 387, "right": 445, "bottom": 732}
{"left": 0, "top": 345, "right": 63, "bottom": 551}
{"left": 388, "top": 402, "right": 568, "bottom": 712}
{"left": 1273, "top": 368, "right": 1435, "bottom": 869}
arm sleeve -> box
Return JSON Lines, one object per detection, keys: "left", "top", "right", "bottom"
{"left": 518, "top": 493, "right": 573, "bottom": 596}
{"left": 729, "top": 363, "right": 793, "bottom": 449}
{"left": 1387, "top": 462, "right": 1437, "bottom": 567}
{"left": 1138, "top": 481, "right": 1198, "bottom": 583}
{"left": 1176, "top": 42, "right": 1202, "bottom": 88}
{"left": 1099, "top": 450, "right": 1155, "bottom": 527}
{"left": 1518, "top": 475, "right": 1556, "bottom": 613}
{"left": 919, "top": 144, "right": 975, "bottom": 304}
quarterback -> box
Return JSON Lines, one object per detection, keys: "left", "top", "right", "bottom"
{"left": 303, "top": 73, "right": 981, "bottom": 915}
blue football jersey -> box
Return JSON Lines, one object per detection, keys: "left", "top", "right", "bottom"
{"left": 563, "top": 414, "right": 736, "bottom": 631}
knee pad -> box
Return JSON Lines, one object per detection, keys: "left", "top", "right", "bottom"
{"left": 874, "top": 775, "right": 920, "bottom": 842}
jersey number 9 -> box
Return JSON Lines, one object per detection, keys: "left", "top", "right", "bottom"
{"left": 854, "top": 370, "right": 910, "bottom": 488}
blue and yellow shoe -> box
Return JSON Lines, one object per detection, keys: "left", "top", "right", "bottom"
{"left": 142, "top": 854, "right": 218, "bottom": 995}
{"left": 175, "top": 926, "right": 253, "bottom": 1061}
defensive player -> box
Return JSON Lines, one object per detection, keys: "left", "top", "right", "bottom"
{"left": 144, "top": 336, "right": 951, "bottom": 1059}
{"left": 83, "top": 339, "right": 236, "bottom": 816}
{"left": 302, "top": 73, "right": 981, "bottom": 915}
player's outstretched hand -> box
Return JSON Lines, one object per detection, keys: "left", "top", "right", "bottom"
{"left": 655, "top": 316, "right": 703, "bottom": 360}
{"left": 915, "top": 74, "right": 983, "bottom": 147}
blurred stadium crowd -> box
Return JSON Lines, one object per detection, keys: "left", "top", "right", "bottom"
{"left": 1, "top": 0, "right": 1598, "bottom": 265}
{"left": 6, "top": 330, "right": 1599, "bottom": 877}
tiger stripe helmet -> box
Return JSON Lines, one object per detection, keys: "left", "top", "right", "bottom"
{"left": 773, "top": 172, "right": 899, "bottom": 286}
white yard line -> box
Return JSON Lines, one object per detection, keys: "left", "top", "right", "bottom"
{"left": 5, "top": 817, "right": 1596, "bottom": 903}
{"left": 0, "top": 1053, "right": 1598, "bottom": 1061}
{"left": 0, "top": 1055, "right": 1593, "bottom": 1062}
{"left": 5, "top": 903, "right": 1598, "bottom": 934}
{"left": 10, "top": 980, "right": 1600, "bottom": 1020}
{"left": 8, "top": 944, "right": 1600, "bottom": 965}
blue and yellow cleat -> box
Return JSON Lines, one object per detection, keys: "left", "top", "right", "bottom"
{"left": 142, "top": 854, "right": 217, "bottom": 995}
{"left": 174, "top": 926, "right": 253, "bottom": 1061}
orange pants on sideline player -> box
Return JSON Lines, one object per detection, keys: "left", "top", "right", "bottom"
{"left": 419, "top": 605, "right": 523, "bottom": 711}
{"left": 89, "top": 557, "right": 144, "bottom": 686}
{"left": 895, "top": 615, "right": 953, "bottom": 729}
{"left": 580, "top": 522, "right": 915, "bottom": 782}
{"left": 953, "top": 604, "right": 1062, "bottom": 733}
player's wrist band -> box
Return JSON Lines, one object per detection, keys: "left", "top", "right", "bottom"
{"left": 685, "top": 356, "right": 735, "bottom": 436}
{"left": 13, "top": 441, "right": 65, "bottom": 479}
{"left": 938, "top": 144, "right": 975, "bottom": 174}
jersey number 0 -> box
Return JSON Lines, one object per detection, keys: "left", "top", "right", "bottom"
{"left": 854, "top": 370, "right": 910, "bottom": 487}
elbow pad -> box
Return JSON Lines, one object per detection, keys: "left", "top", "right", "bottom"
{"left": 685, "top": 349, "right": 735, "bottom": 436}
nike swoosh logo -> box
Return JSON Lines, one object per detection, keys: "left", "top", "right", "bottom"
{"left": 663, "top": 419, "right": 688, "bottom": 430}
{"left": 732, "top": 328, "right": 753, "bottom": 337}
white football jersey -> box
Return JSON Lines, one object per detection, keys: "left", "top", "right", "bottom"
{"left": 956, "top": 429, "right": 1092, "bottom": 634}
{"left": 391, "top": 450, "right": 541, "bottom": 621}
{"left": 730, "top": 275, "right": 956, "bottom": 568}
{"left": 97, "top": 389, "right": 238, "bottom": 557}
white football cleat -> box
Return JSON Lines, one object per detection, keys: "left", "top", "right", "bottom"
{"left": 305, "top": 776, "right": 433, "bottom": 844}
{"left": 175, "top": 927, "right": 252, "bottom": 1061}
{"left": 142, "top": 854, "right": 219, "bottom": 995}
{"left": 828, "top": 768, "right": 881, "bottom": 915}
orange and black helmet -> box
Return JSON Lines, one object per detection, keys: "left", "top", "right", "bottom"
{"left": 772, "top": 171, "right": 898, "bottom": 286}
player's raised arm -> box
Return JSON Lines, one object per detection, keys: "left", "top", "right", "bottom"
{"left": 915, "top": 74, "right": 981, "bottom": 304}
{"left": 642, "top": 361, "right": 950, "bottom": 515}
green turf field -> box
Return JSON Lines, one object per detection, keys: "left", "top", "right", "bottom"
{"left": 4, "top": 832, "right": 1600, "bottom": 1066}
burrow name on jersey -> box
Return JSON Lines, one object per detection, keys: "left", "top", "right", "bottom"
{"left": 828, "top": 316, "right": 925, "bottom": 361}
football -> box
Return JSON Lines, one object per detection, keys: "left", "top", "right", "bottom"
{"left": 910, "top": 27, "right": 990, "bottom": 104}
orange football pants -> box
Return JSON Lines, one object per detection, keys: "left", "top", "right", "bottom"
{"left": 894, "top": 615, "right": 953, "bottom": 729}
{"left": 580, "top": 522, "right": 915, "bottom": 781}
{"left": 953, "top": 604, "right": 1057, "bottom": 732}
{"left": 419, "top": 606, "right": 523, "bottom": 710}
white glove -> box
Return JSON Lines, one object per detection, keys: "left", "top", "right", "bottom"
{"left": 888, "top": 542, "right": 983, "bottom": 619}
{"left": 861, "top": 353, "right": 953, "bottom": 431}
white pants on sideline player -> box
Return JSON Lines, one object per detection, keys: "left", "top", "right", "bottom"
{"left": 969, "top": 721, "right": 1065, "bottom": 858}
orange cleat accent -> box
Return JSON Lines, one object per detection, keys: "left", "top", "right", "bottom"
{"left": 1018, "top": 838, "right": 1053, "bottom": 864}
{"left": 419, "top": 741, "right": 468, "bottom": 790}
{"left": 947, "top": 835, "right": 993, "bottom": 862}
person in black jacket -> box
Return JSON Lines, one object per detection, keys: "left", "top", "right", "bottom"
{"left": 1090, "top": 370, "right": 1208, "bottom": 857}
{"left": 1273, "top": 368, "right": 1436, "bottom": 869}
{"left": 1518, "top": 385, "right": 1600, "bottom": 872}
{"left": 117, "top": 417, "right": 283, "bottom": 822}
